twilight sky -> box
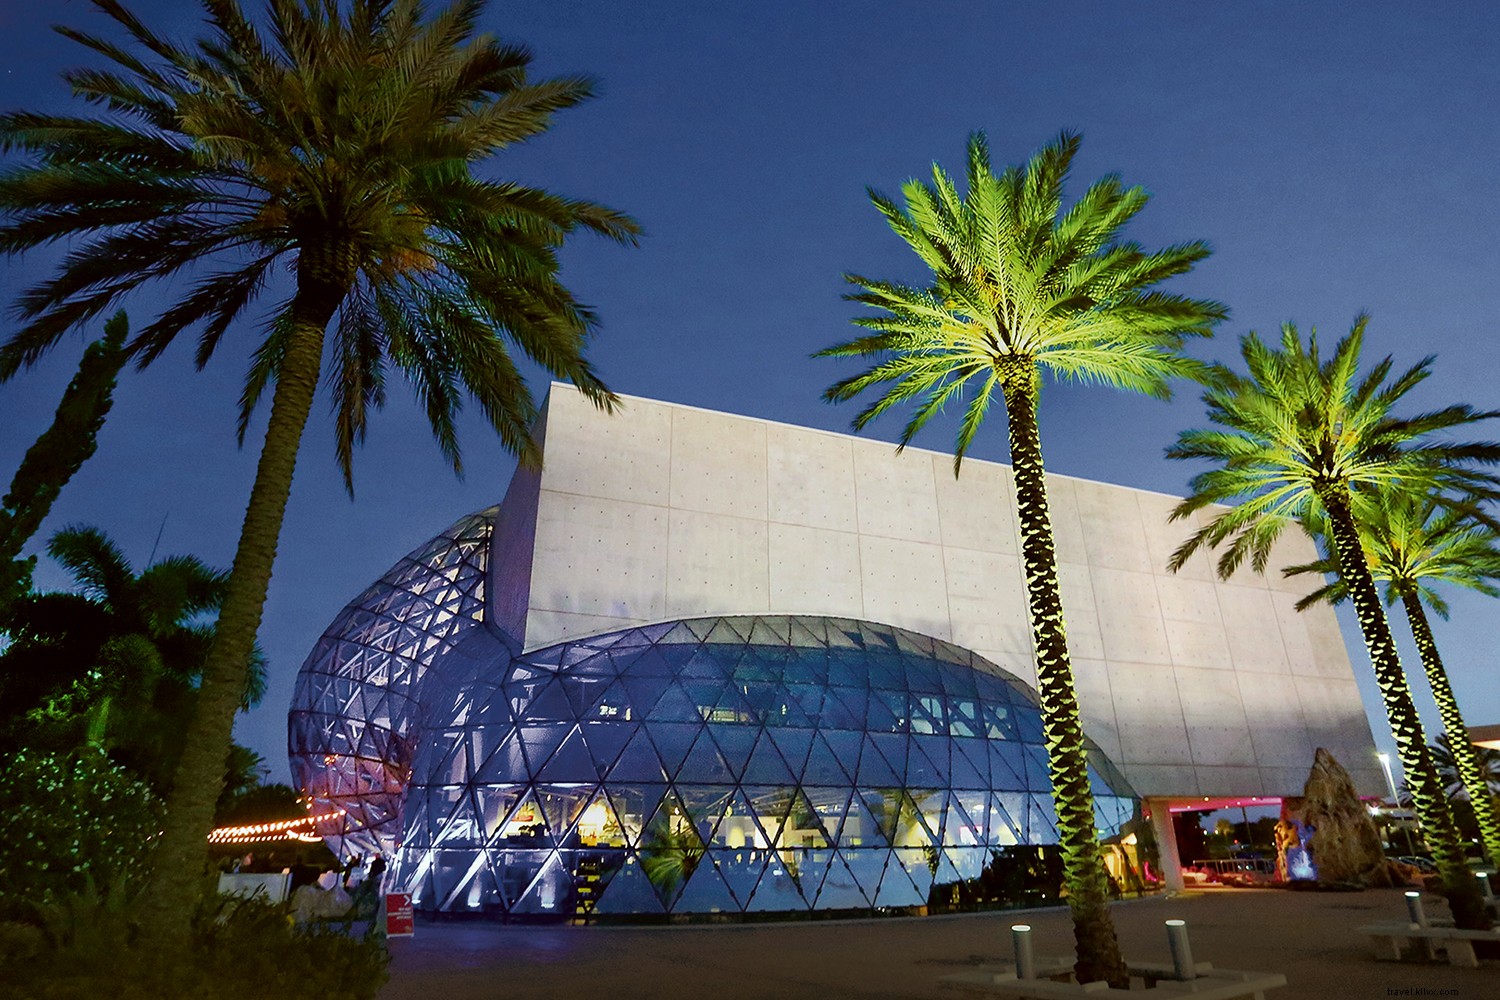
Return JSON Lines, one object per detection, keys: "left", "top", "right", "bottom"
{"left": 2, "top": 1, "right": 1497, "bottom": 788}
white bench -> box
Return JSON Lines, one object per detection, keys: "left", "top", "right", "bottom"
{"left": 1357, "top": 919, "right": 1500, "bottom": 968}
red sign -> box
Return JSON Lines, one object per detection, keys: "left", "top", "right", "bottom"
{"left": 385, "top": 892, "right": 414, "bottom": 937}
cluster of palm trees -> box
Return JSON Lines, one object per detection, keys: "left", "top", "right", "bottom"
{"left": 819, "top": 137, "right": 1499, "bottom": 978}
{"left": 0, "top": 0, "right": 1495, "bottom": 985}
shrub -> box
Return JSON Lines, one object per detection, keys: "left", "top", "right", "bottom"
{"left": 0, "top": 746, "right": 162, "bottom": 914}
{"left": 1, "top": 889, "right": 388, "bottom": 1000}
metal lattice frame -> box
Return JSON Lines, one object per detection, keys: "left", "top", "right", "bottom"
{"left": 288, "top": 508, "right": 498, "bottom": 857}
{"left": 387, "top": 614, "right": 1137, "bottom": 916}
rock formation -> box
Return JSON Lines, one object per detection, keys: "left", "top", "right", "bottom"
{"left": 1297, "top": 747, "right": 1395, "bottom": 887}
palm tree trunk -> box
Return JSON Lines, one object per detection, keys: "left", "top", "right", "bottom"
{"left": 1400, "top": 592, "right": 1500, "bottom": 867}
{"left": 1319, "top": 488, "right": 1490, "bottom": 929}
{"left": 998, "top": 358, "right": 1129, "bottom": 988}
{"left": 136, "top": 269, "right": 346, "bottom": 945}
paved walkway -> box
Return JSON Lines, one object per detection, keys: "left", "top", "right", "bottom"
{"left": 380, "top": 887, "right": 1495, "bottom": 999}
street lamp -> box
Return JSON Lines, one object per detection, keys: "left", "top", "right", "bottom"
{"left": 1377, "top": 752, "right": 1416, "bottom": 854}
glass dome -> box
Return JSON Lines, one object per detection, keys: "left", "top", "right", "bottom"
{"left": 388, "top": 614, "right": 1137, "bottom": 917}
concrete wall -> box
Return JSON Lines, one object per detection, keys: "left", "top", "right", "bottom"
{"left": 510, "top": 384, "right": 1383, "bottom": 800}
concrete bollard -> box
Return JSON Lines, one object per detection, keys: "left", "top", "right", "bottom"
{"left": 1165, "top": 919, "right": 1195, "bottom": 981}
{"left": 1404, "top": 890, "right": 1429, "bottom": 928}
{"left": 1012, "top": 924, "right": 1036, "bottom": 980}
{"left": 1478, "top": 872, "right": 1494, "bottom": 901}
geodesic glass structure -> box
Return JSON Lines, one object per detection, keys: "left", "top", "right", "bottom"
{"left": 288, "top": 507, "right": 500, "bottom": 856}
{"left": 291, "top": 499, "right": 1139, "bottom": 919}
{"left": 387, "top": 614, "right": 1138, "bottom": 918}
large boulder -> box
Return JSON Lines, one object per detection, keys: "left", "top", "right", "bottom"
{"left": 1297, "top": 747, "right": 1396, "bottom": 888}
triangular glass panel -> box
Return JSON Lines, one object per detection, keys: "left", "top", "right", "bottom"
{"left": 1020, "top": 744, "right": 1053, "bottom": 792}
{"left": 516, "top": 723, "right": 570, "bottom": 775}
{"left": 679, "top": 647, "right": 728, "bottom": 681}
{"left": 745, "top": 852, "right": 810, "bottom": 911}
{"left": 863, "top": 691, "right": 900, "bottom": 733}
{"left": 947, "top": 738, "right": 987, "bottom": 790}
{"left": 676, "top": 728, "right": 734, "bottom": 785}
{"left": 854, "top": 735, "right": 901, "bottom": 788}
{"left": 677, "top": 785, "right": 734, "bottom": 846}
{"left": 988, "top": 741, "right": 1027, "bottom": 790}
{"left": 855, "top": 790, "right": 898, "bottom": 848}
{"left": 536, "top": 727, "right": 600, "bottom": 783}
{"left": 577, "top": 720, "right": 634, "bottom": 776}
{"left": 644, "top": 721, "right": 701, "bottom": 781}
{"left": 575, "top": 788, "right": 630, "bottom": 851}
{"left": 766, "top": 728, "right": 815, "bottom": 781}
{"left": 946, "top": 791, "right": 989, "bottom": 849}
{"left": 603, "top": 728, "right": 666, "bottom": 783}
{"left": 592, "top": 856, "right": 666, "bottom": 915}
{"left": 871, "top": 853, "right": 923, "bottom": 908}
{"left": 782, "top": 684, "right": 824, "bottom": 728}
{"left": 996, "top": 792, "right": 1031, "bottom": 841}
{"left": 619, "top": 672, "right": 673, "bottom": 715}
{"left": 536, "top": 787, "right": 592, "bottom": 839}
{"left": 788, "top": 617, "right": 827, "bottom": 647}
{"left": 813, "top": 850, "right": 870, "bottom": 909}
{"left": 638, "top": 789, "right": 706, "bottom": 909}
{"left": 906, "top": 736, "right": 947, "bottom": 787}
{"left": 628, "top": 646, "right": 678, "bottom": 678}
{"left": 801, "top": 731, "right": 854, "bottom": 788}
{"left": 705, "top": 618, "right": 748, "bottom": 645}
{"left": 602, "top": 783, "right": 665, "bottom": 849}
{"left": 740, "top": 735, "right": 798, "bottom": 787}
{"left": 649, "top": 681, "right": 703, "bottom": 723}
{"left": 671, "top": 854, "right": 741, "bottom": 914}
{"left": 473, "top": 732, "right": 528, "bottom": 784}
{"left": 871, "top": 733, "right": 909, "bottom": 781}
{"left": 816, "top": 685, "right": 862, "bottom": 730}
{"left": 1029, "top": 797, "right": 1059, "bottom": 842}
{"left": 707, "top": 725, "right": 758, "bottom": 779}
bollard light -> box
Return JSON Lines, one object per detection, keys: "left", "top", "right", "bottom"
{"left": 1477, "top": 872, "right": 1494, "bottom": 901}
{"left": 1012, "top": 924, "right": 1036, "bottom": 980}
{"left": 1404, "top": 890, "right": 1429, "bottom": 928}
{"left": 1165, "top": 919, "right": 1195, "bottom": 981}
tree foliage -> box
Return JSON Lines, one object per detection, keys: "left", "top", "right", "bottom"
{"left": 0, "top": 313, "right": 127, "bottom": 610}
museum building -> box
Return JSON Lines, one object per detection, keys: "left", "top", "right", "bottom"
{"left": 288, "top": 384, "right": 1383, "bottom": 917}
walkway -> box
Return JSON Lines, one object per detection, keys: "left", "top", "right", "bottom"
{"left": 380, "top": 887, "right": 1493, "bottom": 999}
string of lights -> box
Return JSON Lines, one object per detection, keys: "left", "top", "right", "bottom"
{"left": 207, "top": 809, "right": 346, "bottom": 844}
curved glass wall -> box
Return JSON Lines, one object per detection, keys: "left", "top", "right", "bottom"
{"left": 388, "top": 615, "right": 1137, "bottom": 917}
{"left": 287, "top": 508, "right": 498, "bottom": 856}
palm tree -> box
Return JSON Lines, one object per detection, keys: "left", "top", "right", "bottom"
{"left": 0, "top": 312, "right": 128, "bottom": 612}
{"left": 1166, "top": 318, "right": 1498, "bottom": 929}
{"left": 1285, "top": 494, "right": 1500, "bottom": 866}
{"left": 819, "top": 130, "right": 1225, "bottom": 986}
{"left": 0, "top": 525, "right": 266, "bottom": 792}
{"left": 0, "top": 0, "right": 639, "bottom": 941}
{"left": 1431, "top": 734, "right": 1500, "bottom": 803}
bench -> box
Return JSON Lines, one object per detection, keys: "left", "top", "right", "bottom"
{"left": 1357, "top": 919, "right": 1500, "bottom": 968}
{"left": 941, "top": 961, "right": 1287, "bottom": 999}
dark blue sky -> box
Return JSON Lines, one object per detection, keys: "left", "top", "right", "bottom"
{"left": 2, "top": 1, "right": 1497, "bottom": 786}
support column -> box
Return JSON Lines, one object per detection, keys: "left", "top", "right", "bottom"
{"left": 1147, "top": 798, "right": 1184, "bottom": 892}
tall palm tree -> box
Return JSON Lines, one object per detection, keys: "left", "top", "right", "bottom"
{"left": 0, "top": 0, "right": 639, "bottom": 941}
{"left": 1285, "top": 494, "right": 1500, "bottom": 866}
{"left": 1166, "top": 318, "right": 1498, "bottom": 929}
{"left": 819, "top": 130, "right": 1225, "bottom": 986}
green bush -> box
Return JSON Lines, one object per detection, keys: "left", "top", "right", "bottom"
{"left": 1, "top": 888, "right": 388, "bottom": 1000}
{"left": 0, "top": 746, "right": 162, "bottom": 913}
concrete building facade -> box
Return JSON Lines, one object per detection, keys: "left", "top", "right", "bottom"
{"left": 289, "top": 383, "right": 1384, "bottom": 908}
{"left": 494, "top": 384, "right": 1381, "bottom": 801}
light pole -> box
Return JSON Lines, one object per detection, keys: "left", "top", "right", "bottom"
{"left": 1377, "top": 752, "right": 1417, "bottom": 854}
